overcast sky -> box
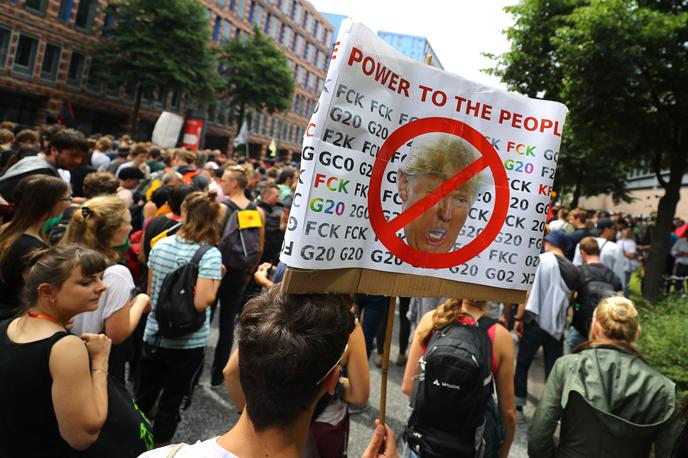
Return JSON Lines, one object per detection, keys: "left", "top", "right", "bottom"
{"left": 309, "top": 0, "right": 516, "bottom": 89}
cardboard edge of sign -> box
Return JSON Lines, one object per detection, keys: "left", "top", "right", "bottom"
{"left": 281, "top": 267, "right": 526, "bottom": 304}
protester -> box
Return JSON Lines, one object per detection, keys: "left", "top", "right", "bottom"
{"left": 139, "top": 287, "right": 397, "bottom": 458}
{"left": 0, "top": 245, "right": 110, "bottom": 455}
{"left": 573, "top": 217, "right": 626, "bottom": 290}
{"left": 91, "top": 137, "right": 112, "bottom": 172}
{"left": 135, "top": 190, "right": 223, "bottom": 446}
{"left": 256, "top": 183, "right": 284, "bottom": 265}
{"left": 0, "top": 128, "right": 88, "bottom": 202}
{"left": 0, "top": 175, "right": 71, "bottom": 320}
{"left": 117, "top": 166, "right": 145, "bottom": 207}
{"left": 548, "top": 208, "right": 574, "bottom": 233}
{"left": 62, "top": 196, "right": 151, "bottom": 383}
{"left": 82, "top": 171, "right": 119, "bottom": 198}
{"left": 223, "top": 294, "right": 370, "bottom": 458}
{"left": 567, "top": 236, "right": 623, "bottom": 352}
{"left": 670, "top": 231, "right": 688, "bottom": 294}
{"left": 402, "top": 298, "right": 516, "bottom": 458}
{"left": 276, "top": 166, "right": 296, "bottom": 200}
{"left": 514, "top": 230, "right": 579, "bottom": 411}
{"left": 529, "top": 297, "right": 679, "bottom": 457}
{"left": 211, "top": 166, "right": 265, "bottom": 387}
{"left": 564, "top": 208, "right": 592, "bottom": 259}
{"left": 618, "top": 227, "right": 641, "bottom": 297}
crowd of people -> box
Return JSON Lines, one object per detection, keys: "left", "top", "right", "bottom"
{"left": 0, "top": 121, "right": 685, "bottom": 457}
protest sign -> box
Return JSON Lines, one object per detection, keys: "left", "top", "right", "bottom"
{"left": 151, "top": 111, "right": 184, "bottom": 148}
{"left": 280, "top": 21, "right": 568, "bottom": 302}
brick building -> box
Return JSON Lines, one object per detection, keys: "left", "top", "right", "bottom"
{"left": 0, "top": 0, "right": 333, "bottom": 157}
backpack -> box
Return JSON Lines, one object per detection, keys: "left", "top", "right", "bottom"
{"left": 219, "top": 201, "right": 262, "bottom": 271}
{"left": 405, "top": 314, "right": 495, "bottom": 458}
{"left": 154, "top": 244, "right": 213, "bottom": 338}
{"left": 573, "top": 264, "right": 619, "bottom": 336}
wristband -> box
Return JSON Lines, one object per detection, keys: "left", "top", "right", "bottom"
{"left": 514, "top": 316, "right": 523, "bottom": 322}
{"left": 91, "top": 368, "right": 107, "bottom": 376}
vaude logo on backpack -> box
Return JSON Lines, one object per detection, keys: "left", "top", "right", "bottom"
{"left": 155, "top": 245, "right": 213, "bottom": 338}
{"left": 405, "top": 315, "right": 494, "bottom": 458}
{"left": 219, "top": 201, "right": 262, "bottom": 271}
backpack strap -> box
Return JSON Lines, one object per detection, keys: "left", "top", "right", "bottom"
{"left": 190, "top": 244, "right": 213, "bottom": 266}
{"left": 220, "top": 202, "right": 233, "bottom": 235}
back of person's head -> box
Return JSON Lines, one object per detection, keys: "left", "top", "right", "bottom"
{"left": 224, "top": 165, "right": 248, "bottom": 190}
{"left": 15, "top": 129, "right": 39, "bottom": 146}
{"left": 0, "top": 175, "right": 70, "bottom": 280}
{"left": 131, "top": 142, "right": 148, "bottom": 158}
{"left": 267, "top": 168, "right": 279, "bottom": 180}
{"left": 22, "top": 244, "right": 107, "bottom": 308}
{"left": 277, "top": 166, "right": 296, "bottom": 185}
{"left": 95, "top": 137, "right": 112, "bottom": 152}
{"left": 63, "top": 196, "right": 128, "bottom": 262}
{"left": 0, "top": 128, "right": 15, "bottom": 146}
{"left": 238, "top": 286, "right": 355, "bottom": 431}
{"left": 569, "top": 208, "right": 587, "bottom": 224}
{"left": 594, "top": 297, "right": 640, "bottom": 343}
{"left": 558, "top": 208, "right": 568, "bottom": 219}
{"left": 148, "top": 147, "right": 161, "bottom": 160}
{"left": 82, "top": 172, "right": 118, "bottom": 198}
{"left": 579, "top": 236, "right": 600, "bottom": 256}
{"left": 173, "top": 148, "right": 197, "bottom": 166}
{"left": 49, "top": 128, "right": 89, "bottom": 153}
{"left": 167, "top": 184, "right": 195, "bottom": 216}
{"left": 179, "top": 191, "right": 220, "bottom": 245}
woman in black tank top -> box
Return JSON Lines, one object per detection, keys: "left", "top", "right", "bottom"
{"left": 0, "top": 245, "right": 111, "bottom": 457}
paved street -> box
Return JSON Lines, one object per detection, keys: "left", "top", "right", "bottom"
{"left": 171, "top": 311, "right": 546, "bottom": 457}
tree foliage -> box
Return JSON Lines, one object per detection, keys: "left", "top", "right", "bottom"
{"left": 490, "top": 0, "right": 688, "bottom": 300}
{"left": 216, "top": 27, "right": 295, "bottom": 133}
{"left": 94, "top": 0, "right": 217, "bottom": 132}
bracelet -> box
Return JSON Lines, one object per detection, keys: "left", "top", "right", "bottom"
{"left": 514, "top": 317, "right": 523, "bottom": 322}
{"left": 91, "top": 368, "right": 107, "bottom": 376}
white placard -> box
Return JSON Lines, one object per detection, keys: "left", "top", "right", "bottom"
{"left": 152, "top": 111, "right": 184, "bottom": 148}
{"left": 280, "top": 21, "right": 567, "bottom": 291}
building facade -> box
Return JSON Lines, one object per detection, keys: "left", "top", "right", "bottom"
{"left": 377, "top": 31, "right": 443, "bottom": 69}
{"left": 0, "top": 0, "right": 332, "bottom": 156}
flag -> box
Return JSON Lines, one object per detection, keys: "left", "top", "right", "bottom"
{"left": 237, "top": 209, "right": 262, "bottom": 229}
{"left": 269, "top": 138, "right": 277, "bottom": 157}
{"left": 233, "top": 119, "right": 248, "bottom": 148}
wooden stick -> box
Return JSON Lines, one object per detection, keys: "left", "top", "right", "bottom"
{"left": 379, "top": 295, "right": 396, "bottom": 425}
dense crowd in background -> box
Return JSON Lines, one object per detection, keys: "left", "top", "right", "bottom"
{"left": 0, "top": 121, "right": 686, "bottom": 457}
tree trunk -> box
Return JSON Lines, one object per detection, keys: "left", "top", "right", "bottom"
{"left": 236, "top": 103, "right": 245, "bottom": 136}
{"left": 643, "top": 146, "right": 688, "bottom": 302}
{"left": 571, "top": 174, "right": 583, "bottom": 208}
{"left": 128, "top": 85, "right": 143, "bottom": 136}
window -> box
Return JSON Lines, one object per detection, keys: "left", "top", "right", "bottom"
{"left": 13, "top": 34, "right": 39, "bottom": 76}
{"left": 170, "top": 90, "right": 181, "bottom": 111}
{"left": 248, "top": 1, "right": 255, "bottom": 22}
{"left": 302, "top": 42, "right": 309, "bottom": 60}
{"left": 235, "top": 0, "right": 246, "bottom": 18}
{"left": 0, "top": 27, "right": 10, "bottom": 70}
{"left": 124, "top": 81, "right": 137, "bottom": 101}
{"left": 252, "top": 112, "right": 261, "bottom": 133}
{"left": 216, "top": 0, "right": 226, "bottom": 6}
{"left": 302, "top": 11, "right": 308, "bottom": 28}
{"left": 304, "top": 71, "right": 309, "bottom": 89}
{"left": 313, "top": 20, "right": 319, "bottom": 38}
{"left": 221, "top": 20, "right": 232, "bottom": 43}
{"left": 67, "top": 50, "right": 86, "bottom": 86}
{"left": 75, "top": 0, "right": 98, "bottom": 31}
{"left": 292, "top": 2, "right": 302, "bottom": 23}
{"left": 59, "top": 0, "right": 73, "bottom": 22}
{"left": 86, "top": 59, "right": 102, "bottom": 92}
{"left": 264, "top": 13, "right": 271, "bottom": 33}
{"left": 281, "top": 0, "right": 290, "bottom": 15}
{"left": 105, "top": 81, "right": 120, "bottom": 98}
{"left": 235, "top": 27, "right": 242, "bottom": 39}
{"left": 270, "top": 18, "right": 279, "bottom": 38}
{"left": 229, "top": 0, "right": 235, "bottom": 10}
{"left": 40, "top": 43, "right": 61, "bottom": 81}
{"left": 253, "top": 4, "right": 264, "bottom": 27}
{"left": 279, "top": 23, "right": 285, "bottom": 43}
{"left": 24, "top": 0, "right": 47, "bottom": 15}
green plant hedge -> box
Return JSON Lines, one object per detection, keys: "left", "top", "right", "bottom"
{"left": 637, "top": 296, "right": 688, "bottom": 402}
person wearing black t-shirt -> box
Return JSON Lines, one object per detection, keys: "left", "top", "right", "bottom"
{"left": 0, "top": 175, "right": 71, "bottom": 319}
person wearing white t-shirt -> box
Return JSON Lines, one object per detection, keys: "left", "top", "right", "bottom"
{"left": 139, "top": 288, "right": 398, "bottom": 458}
{"left": 618, "top": 227, "right": 641, "bottom": 296}
{"left": 573, "top": 217, "right": 626, "bottom": 290}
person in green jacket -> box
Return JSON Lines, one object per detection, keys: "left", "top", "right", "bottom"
{"left": 528, "top": 296, "right": 680, "bottom": 458}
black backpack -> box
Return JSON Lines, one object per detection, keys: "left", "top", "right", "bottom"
{"left": 154, "top": 245, "right": 213, "bottom": 338}
{"left": 405, "top": 315, "right": 495, "bottom": 458}
{"left": 219, "top": 201, "right": 262, "bottom": 271}
{"left": 573, "top": 264, "right": 619, "bottom": 336}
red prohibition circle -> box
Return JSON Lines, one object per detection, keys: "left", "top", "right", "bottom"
{"left": 367, "top": 117, "right": 510, "bottom": 269}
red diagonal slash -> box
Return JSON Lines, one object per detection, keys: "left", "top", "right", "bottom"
{"left": 385, "top": 156, "right": 489, "bottom": 235}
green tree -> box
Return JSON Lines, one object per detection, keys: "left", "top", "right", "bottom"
{"left": 216, "top": 26, "right": 295, "bottom": 134}
{"left": 94, "top": 0, "right": 217, "bottom": 134}
{"left": 491, "top": 0, "right": 688, "bottom": 301}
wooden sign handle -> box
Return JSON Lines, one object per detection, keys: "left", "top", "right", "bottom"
{"left": 379, "top": 295, "right": 396, "bottom": 424}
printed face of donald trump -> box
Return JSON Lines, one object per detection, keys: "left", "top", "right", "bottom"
{"left": 397, "top": 134, "right": 478, "bottom": 254}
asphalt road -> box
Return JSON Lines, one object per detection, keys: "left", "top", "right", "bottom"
{"left": 169, "top": 312, "right": 546, "bottom": 457}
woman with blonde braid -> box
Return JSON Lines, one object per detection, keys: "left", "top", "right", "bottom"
{"left": 402, "top": 298, "right": 516, "bottom": 458}
{"left": 63, "top": 196, "right": 151, "bottom": 383}
{"left": 529, "top": 297, "right": 679, "bottom": 457}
